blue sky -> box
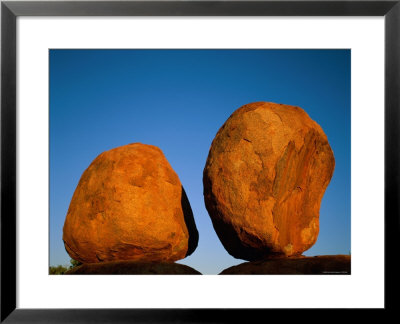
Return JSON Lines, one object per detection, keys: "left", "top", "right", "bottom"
{"left": 50, "top": 49, "right": 350, "bottom": 274}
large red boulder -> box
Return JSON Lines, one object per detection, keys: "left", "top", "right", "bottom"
{"left": 63, "top": 143, "right": 198, "bottom": 263}
{"left": 203, "top": 102, "right": 335, "bottom": 260}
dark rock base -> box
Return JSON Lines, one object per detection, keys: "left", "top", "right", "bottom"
{"left": 65, "top": 261, "right": 202, "bottom": 275}
{"left": 219, "top": 255, "right": 351, "bottom": 275}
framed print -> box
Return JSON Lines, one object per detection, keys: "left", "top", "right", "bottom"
{"left": 1, "top": 0, "right": 399, "bottom": 321}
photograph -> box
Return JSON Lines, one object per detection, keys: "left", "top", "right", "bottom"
{"left": 49, "top": 49, "right": 351, "bottom": 275}
{"left": 2, "top": 0, "right": 397, "bottom": 319}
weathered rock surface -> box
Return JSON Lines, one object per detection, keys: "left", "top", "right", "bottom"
{"left": 65, "top": 261, "right": 202, "bottom": 275}
{"left": 219, "top": 255, "right": 350, "bottom": 274}
{"left": 63, "top": 143, "right": 198, "bottom": 263}
{"left": 203, "top": 102, "right": 335, "bottom": 261}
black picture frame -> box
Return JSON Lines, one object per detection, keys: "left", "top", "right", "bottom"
{"left": 1, "top": 0, "right": 398, "bottom": 321}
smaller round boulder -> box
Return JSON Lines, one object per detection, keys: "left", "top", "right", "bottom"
{"left": 63, "top": 143, "right": 198, "bottom": 263}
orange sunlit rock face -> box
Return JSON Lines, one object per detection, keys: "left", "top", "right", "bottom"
{"left": 203, "top": 102, "right": 335, "bottom": 261}
{"left": 63, "top": 143, "right": 198, "bottom": 263}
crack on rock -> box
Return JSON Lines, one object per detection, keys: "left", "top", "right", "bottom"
{"left": 63, "top": 239, "right": 83, "bottom": 263}
{"left": 130, "top": 183, "right": 143, "bottom": 187}
{"left": 96, "top": 253, "right": 104, "bottom": 262}
{"left": 254, "top": 151, "right": 265, "bottom": 169}
{"left": 272, "top": 110, "right": 284, "bottom": 124}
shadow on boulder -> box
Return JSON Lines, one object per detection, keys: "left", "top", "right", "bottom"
{"left": 65, "top": 260, "right": 202, "bottom": 275}
{"left": 181, "top": 186, "right": 199, "bottom": 257}
{"left": 219, "top": 255, "right": 351, "bottom": 275}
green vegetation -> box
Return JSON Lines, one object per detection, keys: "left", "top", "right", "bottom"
{"left": 69, "top": 258, "right": 82, "bottom": 268}
{"left": 49, "top": 258, "right": 82, "bottom": 275}
{"left": 49, "top": 264, "right": 68, "bottom": 275}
